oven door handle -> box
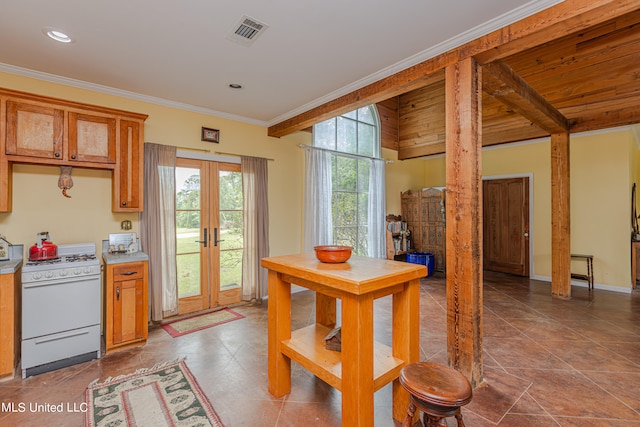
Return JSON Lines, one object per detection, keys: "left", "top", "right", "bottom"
{"left": 35, "top": 330, "right": 89, "bottom": 345}
{"left": 23, "top": 274, "right": 100, "bottom": 288}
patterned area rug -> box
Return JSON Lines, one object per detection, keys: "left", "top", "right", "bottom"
{"left": 85, "top": 359, "right": 225, "bottom": 427}
{"left": 161, "top": 308, "right": 245, "bottom": 338}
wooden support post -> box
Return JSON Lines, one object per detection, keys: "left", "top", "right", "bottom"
{"left": 444, "top": 57, "right": 484, "bottom": 388}
{"left": 551, "top": 132, "right": 571, "bottom": 298}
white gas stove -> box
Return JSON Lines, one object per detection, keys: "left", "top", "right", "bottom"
{"left": 22, "top": 242, "right": 101, "bottom": 378}
{"left": 22, "top": 243, "right": 101, "bottom": 282}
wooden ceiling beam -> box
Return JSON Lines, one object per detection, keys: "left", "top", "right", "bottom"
{"left": 268, "top": 70, "right": 445, "bottom": 138}
{"left": 267, "top": 0, "right": 636, "bottom": 139}
{"left": 571, "top": 104, "right": 640, "bottom": 133}
{"left": 482, "top": 61, "right": 570, "bottom": 134}
{"left": 472, "top": 0, "right": 640, "bottom": 65}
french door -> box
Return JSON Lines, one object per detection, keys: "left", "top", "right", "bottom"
{"left": 175, "top": 158, "right": 243, "bottom": 315}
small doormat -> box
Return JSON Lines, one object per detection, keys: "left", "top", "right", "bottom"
{"left": 85, "top": 358, "right": 225, "bottom": 427}
{"left": 161, "top": 308, "right": 245, "bottom": 338}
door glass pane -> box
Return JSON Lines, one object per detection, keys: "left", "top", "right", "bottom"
{"left": 219, "top": 170, "right": 243, "bottom": 291}
{"left": 176, "top": 167, "right": 202, "bottom": 298}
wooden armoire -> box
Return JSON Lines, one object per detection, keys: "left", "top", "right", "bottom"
{"left": 401, "top": 188, "right": 446, "bottom": 271}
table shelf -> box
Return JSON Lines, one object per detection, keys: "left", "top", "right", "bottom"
{"left": 281, "top": 323, "right": 405, "bottom": 392}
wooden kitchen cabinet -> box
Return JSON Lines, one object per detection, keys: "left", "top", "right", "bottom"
{"left": 5, "top": 99, "right": 65, "bottom": 160}
{"left": 0, "top": 268, "right": 21, "bottom": 380}
{"left": 104, "top": 261, "right": 148, "bottom": 353}
{"left": 0, "top": 87, "right": 148, "bottom": 212}
{"left": 6, "top": 97, "right": 118, "bottom": 167}
{"left": 68, "top": 111, "right": 116, "bottom": 164}
{"left": 113, "top": 119, "right": 144, "bottom": 212}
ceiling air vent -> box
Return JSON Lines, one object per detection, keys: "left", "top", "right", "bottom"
{"left": 226, "top": 15, "right": 269, "bottom": 47}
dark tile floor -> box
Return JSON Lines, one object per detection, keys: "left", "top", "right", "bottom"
{"left": 1, "top": 271, "right": 639, "bottom": 426}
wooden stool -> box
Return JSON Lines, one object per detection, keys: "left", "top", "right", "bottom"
{"left": 399, "top": 362, "right": 472, "bottom": 427}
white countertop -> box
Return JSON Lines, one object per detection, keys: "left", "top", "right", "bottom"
{"left": 101, "top": 238, "right": 149, "bottom": 264}
{"left": 0, "top": 244, "right": 23, "bottom": 274}
{"left": 102, "top": 251, "right": 149, "bottom": 265}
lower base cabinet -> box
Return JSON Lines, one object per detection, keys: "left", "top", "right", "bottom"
{"left": 0, "top": 269, "right": 20, "bottom": 379}
{"left": 104, "top": 261, "right": 148, "bottom": 353}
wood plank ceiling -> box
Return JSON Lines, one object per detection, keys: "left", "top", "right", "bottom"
{"left": 268, "top": 1, "right": 640, "bottom": 160}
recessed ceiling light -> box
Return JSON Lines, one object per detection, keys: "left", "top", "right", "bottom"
{"left": 43, "top": 28, "right": 73, "bottom": 43}
{"left": 229, "top": 84, "right": 243, "bottom": 89}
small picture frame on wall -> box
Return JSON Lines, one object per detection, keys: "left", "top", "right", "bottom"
{"left": 201, "top": 127, "right": 220, "bottom": 143}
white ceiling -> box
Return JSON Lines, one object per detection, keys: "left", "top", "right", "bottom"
{"left": 0, "top": 0, "right": 562, "bottom": 126}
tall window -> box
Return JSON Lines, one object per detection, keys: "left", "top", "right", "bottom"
{"left": 313, "top": 105, "right": 380, "bottom": 256}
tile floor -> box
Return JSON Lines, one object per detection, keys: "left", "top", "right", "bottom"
{"left": 1, "top": 271, "right": 639, "bottom": 426}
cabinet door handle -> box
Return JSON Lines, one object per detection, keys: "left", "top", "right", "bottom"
{"left": 121, "top": 271, "right": 136, "bottom": 276}
{"left": 116, "top": 286, "right": 120, "bottom": 300}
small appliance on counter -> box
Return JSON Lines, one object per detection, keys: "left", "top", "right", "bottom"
{"left": 108, "top": 232, "right": 139, "bottom": 254}
{"left": 28, "top": 232, "right": 58, "bottom": 261}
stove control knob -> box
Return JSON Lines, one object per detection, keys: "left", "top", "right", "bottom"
{"left": 33, "top": 272, "right": 42, "bottom": 280}
{"left": 59, "top": 270, "right": 68, "bottom": 277}
{"left": 73, "top": 268, "right": 82, "bottom": 275}
{"left": 45, "top": 271, "right": 55, "bottom": 279}
{"left": 83, "top": 267, "right": 92, "bottom": 274}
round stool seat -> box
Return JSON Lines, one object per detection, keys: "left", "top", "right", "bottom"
{"left": 399, "top": 362, "right": 472, "bottom": 427}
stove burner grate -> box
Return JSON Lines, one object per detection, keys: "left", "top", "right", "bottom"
{"left": 25, "top": 253, "right": 97, "bottom": 266}
{"left": 25, "top": 258, "right": 62, "bottom": 266}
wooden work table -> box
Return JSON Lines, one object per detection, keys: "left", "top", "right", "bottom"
{"left": 261, "top": 253, "right": 426, "bottom": 426}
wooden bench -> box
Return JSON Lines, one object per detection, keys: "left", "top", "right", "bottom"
{"left": 570, "top": 254, "right": 594, "bottom": 291}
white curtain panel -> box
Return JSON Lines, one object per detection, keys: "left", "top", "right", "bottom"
{"left": 158, "top": 163, "right": 178, "bottom": 316}
{"left": 303, "top": 147, "right": 333, "bottom": 252}
{"left": 140, "top": 143, "right": 178, "bottom": 321}
{"left": 241, "top": 156, "right": 270, "bottom": 301}
{"left": 368, "top": 158, "right": 386, "bottom": 258}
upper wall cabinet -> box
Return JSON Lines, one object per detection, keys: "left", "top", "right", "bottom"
{"left": 113, "top": 119, "right": 143, "bottom": 212}
{"left": 68, "top": 112, "right": 117, "bottom": 164}
{"left": 5, "top": 100, "right": 65, "bottom": 160}
{"left": 0, "top": 88, "right": 148, "bottom": 212}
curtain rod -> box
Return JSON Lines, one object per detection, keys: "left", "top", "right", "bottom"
{"left": 176, "top": 146, "right": 211, "bottom": 153}
{"left": 215, "top": 151, "right": 275, "bottom": 161}
{"left": 298, "top": 144, "right": 393, "bottom": 163}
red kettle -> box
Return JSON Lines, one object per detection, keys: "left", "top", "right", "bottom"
{"left": 29, "top": 232, "right": 58, "bottom": 261}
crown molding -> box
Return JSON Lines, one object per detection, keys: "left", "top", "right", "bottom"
{"left": 0, "top": 62, "right": 268, "bottom": 128}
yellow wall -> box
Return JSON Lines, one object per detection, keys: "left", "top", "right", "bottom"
{"left": 0, "top": 73, "right": 412, "bottom": 261}
{"left": 384, "top": 148, "right": 426, "bottom": 215}
{"left": 0, "top": 72, "right": 304, "bottom": 258}
{"left": 418, "top": 129, "right": 636, "bottom": 290}
{"left": 3, "top": 72, "right": 635, "bottom": 291}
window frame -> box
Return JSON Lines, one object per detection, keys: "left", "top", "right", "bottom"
{"left": 312, "top": 105, "right": 381, "bottom": 256}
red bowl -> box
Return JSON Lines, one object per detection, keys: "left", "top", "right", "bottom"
{"left": 314, "top": 245, "right": 353, "bottom": 263}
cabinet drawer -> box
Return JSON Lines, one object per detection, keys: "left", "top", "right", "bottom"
{"left": 112, "top": 263, "right": 145, "bottom": 281}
